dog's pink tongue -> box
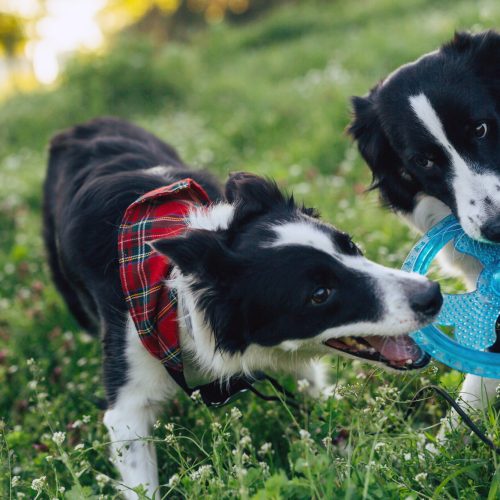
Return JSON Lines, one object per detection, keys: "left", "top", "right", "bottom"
{"left": 365, "top": 335, "right": 422, "bottom": 362}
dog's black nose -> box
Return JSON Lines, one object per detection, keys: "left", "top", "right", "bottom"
{"left": 481, "top": 216, "right": 500, "bottom": 243}
{"left": 409, "top": 281, "right": 442, "bottom": 316}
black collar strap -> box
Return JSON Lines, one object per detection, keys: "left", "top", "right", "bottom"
{"left": 166, "top": 366, "right": 299, "bottom": 408}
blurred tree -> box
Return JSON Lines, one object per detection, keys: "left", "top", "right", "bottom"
{"left": 99, "top": 0, "right": 181, "bottom": 32}
{"left": 99, "top": 0, "right": 283, "bottom": 41}
{"left": 0, "top": 12, "right": 26, "bottom": 57}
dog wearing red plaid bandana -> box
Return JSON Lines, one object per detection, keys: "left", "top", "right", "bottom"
{"left": 43, "top": 117, "right": 442, "bottom": 498}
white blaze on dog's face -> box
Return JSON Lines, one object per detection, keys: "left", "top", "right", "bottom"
{"left": 408, "top": 93, "right": 500, "bottom": 241}
{"left": 349, "top": 31, "right": 500, "bottom": 242}
{"left": 153, "top": 173, "right": 442, "bottom": 374}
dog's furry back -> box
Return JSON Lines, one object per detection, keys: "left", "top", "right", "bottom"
{"left": 43, "top": 117, "right": 222, "bottom": 334}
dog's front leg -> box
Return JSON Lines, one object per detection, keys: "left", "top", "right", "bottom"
{"left": 293, "top": 360, "right": 329, "bottom": 398}
{"left": 405, "top": 195, "right": 499, "bottom": 440}
{"left": 437, "top": 375, "right": 498, "bottom": 442}
{"left": 103, "top": 317, "right": 178, "bottom": 498}
{"left": 104, "top": 400, "right": 160, "bottom": 498}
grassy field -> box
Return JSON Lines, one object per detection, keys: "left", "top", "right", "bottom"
{"left": 2, "top": 0, "right": 500, "bottom": 498}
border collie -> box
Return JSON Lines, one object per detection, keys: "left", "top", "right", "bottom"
{"left": 348, "top": 30, "right": 500, "bottom": 439}
{"left": 43, "top": 117, "right": 441, "bottom": 497}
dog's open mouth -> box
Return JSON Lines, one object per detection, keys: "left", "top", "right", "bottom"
{"left": 325, "top": 335, "right": 430, "bottom": 370}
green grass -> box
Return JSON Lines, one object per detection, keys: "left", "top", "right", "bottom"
{"left": 2, "top": 0, "right": 500, "bottom": 497}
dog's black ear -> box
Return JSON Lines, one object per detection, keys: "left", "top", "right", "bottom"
{"left": 445, "top": 30, "right": 500, "bottom": 82}
{"left": 470, "top": 30, "right": 500, "bottom": 82}
{"left": 348, "top": 93, "right": 421, "bottom": 212}
{"left": 150, "top": 230, "right": 240, "bottom": 279}
{"left": 225, "top": 172, "right": 285, "bottom": 206}
{"left": 225, "top": 172, "right": 288, "bottom": 223}
{"left": 443, "top": 31, "right": 475, "bottom": 53}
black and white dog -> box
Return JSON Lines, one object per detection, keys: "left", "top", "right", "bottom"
{"left": 349, "top": 30, "right": 500, "bottom": 439}
{"left": 43, "top": 117, "right": 441, "bottom": 497}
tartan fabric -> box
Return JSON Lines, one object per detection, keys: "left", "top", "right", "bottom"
{"left": 118, "top": 178, "right": 211, "bottom": 371}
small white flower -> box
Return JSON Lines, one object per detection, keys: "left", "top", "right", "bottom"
{"left": 230, "top": 407, "right": 242, "bottom": 420}
{"left": 241, "top": 452, "right": 250, "bottom": 464}
{"left": 415, "top": 472, "right": 428, "bottom": 484}
{"left": 82, "top": 415, "right": 91, "bottom": 424}
{"left": 427, "top": 364, "right": 438, "bottom": 375}
{"left": 153, "top": 420, "right": 161, "bottom": 430}
{"left": 96, "top": 473, "right": 110, "bottom": 487}
{"left": 31, "top": 476, "right": 46, "bottom": 492}
{"left": 27, "top": 380, "right": 37, "bottom": 390}
{"left": 211, "top": 421, "right": 222, "bottom": 431}
{"left": 259, "top": 442, "right": 272, "bottom": 456}
{"left": 71, "top": 420, "right": 83, "bottom": 429}
{"left": 11, "top": 476, "right": 20, "bottom": 487}
{"left": 190, "top": 390, "right": 201, "bottom": 402}
{"left": 232, "top": 465, "right": 247, "bottom": 477}
{"left": 425, "top": 441, "right": 439, "bottom": 455}
{"left": 165, "top": 434, "right": 175, "bottom": 445}
{"left": 52, "top": 431, "right": 66, "bottom": 446}
{"left": 27, "top": 358, "right": 35, "bottom": 366}
{"left": 297, "top": 379, "right": 310, "bottom": 393}
{"left": 74, "top": 443, "right": 85, "bottom": 451}
{"left": 259, "top": 461, "right": 270, "bottom": 475}
{"left": 164, "top": 423, "right": 174, "bottom": 433}
{"left": 299, "top": 429, "right": 311, "bottom": 441}
{"left": 374, "top": 442, "right": 385, "bottom": 451}
{"left": 63, "top": 331, "right": 73, "bottom": 340}
{"left": 322, "top": 436, "right": 332, "bottom": 448}
{"left": 404, "top": 452, "right": 411, "bottom": 461}
{"left": 239, "top": 435, "right": 252, "bottom": 447}
{"left": 168, "top": 473, "right": 180, "bottom": 488}
{"left": 45, "top": 455, "right": 53, "bottom": 462}
{"left": 190, "top": 464, "right": 212, "bottom": 481}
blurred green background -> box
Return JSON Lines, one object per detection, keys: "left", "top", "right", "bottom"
{"left": 2, "top": 0, "right": 500, "bottom": 498}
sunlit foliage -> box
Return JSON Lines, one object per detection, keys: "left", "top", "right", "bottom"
{"left": 0, "top": 12, "right": 26, "bottom": 57}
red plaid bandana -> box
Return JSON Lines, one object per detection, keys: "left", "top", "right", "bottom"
{"left": 118, "top": 178, "right": 211, "bottom": 371}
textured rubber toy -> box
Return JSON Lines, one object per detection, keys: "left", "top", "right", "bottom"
{"left": 402, "top": 215, "right": 500, "bottom": 378}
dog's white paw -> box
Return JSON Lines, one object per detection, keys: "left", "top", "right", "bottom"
{"left": 296, "top": 360, "right": 330, "bottom": 399}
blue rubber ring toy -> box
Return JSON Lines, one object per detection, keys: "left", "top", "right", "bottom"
{"left": 402, "top": 215, "right": 500, "bottom": 378}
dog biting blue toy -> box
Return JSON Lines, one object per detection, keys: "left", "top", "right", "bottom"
{"left": 402, "top": 215, "right": 500, "bottom": 378}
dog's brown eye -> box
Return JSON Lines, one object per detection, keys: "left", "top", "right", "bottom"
{"left": 311, "top": 287, "right": 331, "bottom": 305}
{"left": 474, "top": 122, "right": 488, "bottom": 139}
{"left": 414, "top": 155, "right": 434, "bottom": 169}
